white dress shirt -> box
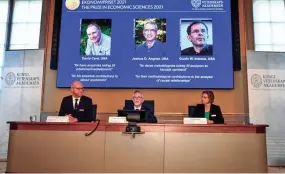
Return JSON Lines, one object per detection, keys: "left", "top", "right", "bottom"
{"left": 72, "top": 97, "right": 81, "bottom": 109}
{"left": 134, "top": 105, "right": 142, "bottom": 110}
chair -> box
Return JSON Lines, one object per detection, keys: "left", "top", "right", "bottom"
{"left": 188, "top": 105, "right": 196, "bottom": 117}
{"left": 92, "top": 104, "right": 97, "bottom": 121}
{"left": 125, "top": 100, "right": 155, "bottom": 112}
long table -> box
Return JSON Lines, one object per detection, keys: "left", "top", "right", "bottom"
{"left": 6, "top": 122, "right": 268, "bottom": 173}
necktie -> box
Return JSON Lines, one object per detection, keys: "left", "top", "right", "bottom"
{"left": 136, "top": 109, "right": 139, "bottom": 111}
{"left": 75, "top": 99, "right": 79, "bottom": 110}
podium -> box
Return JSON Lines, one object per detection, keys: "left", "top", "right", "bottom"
{"left": 6, "top": 122, "right": 268, "bottom": 173}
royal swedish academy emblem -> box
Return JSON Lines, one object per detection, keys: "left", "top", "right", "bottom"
{"left": 251, "top": 74, "right": 262, "bottom": 88}
{"left": 191, "top": 0, "right": 202, "bottom": 8}
{"left": 65, "top": 0, "right": 80, "bottom": 10}
{"left": 5, "top": 72, "right": 16, "bottom": 86}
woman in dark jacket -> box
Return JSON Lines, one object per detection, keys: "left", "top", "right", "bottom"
{"left": 193, "top": 90, "right": 224, "bottom": 124}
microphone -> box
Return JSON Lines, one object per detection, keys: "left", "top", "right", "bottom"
{"left": 85, "top": 119, "right": 101, "bottom": 136}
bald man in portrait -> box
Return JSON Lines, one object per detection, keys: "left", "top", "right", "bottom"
{"left": 58, "top": 81, "right": 93, "bottom": 122}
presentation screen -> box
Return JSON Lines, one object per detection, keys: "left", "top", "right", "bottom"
{"left": 57, "top": 0, "right": 234, "bottom": 88}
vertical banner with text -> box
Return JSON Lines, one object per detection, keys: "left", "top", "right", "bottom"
{"left": 0, "top": 50, "right": 44, "bottom": 159}
{"left": 247, "top": 50, "right": 285, "bottom": 165}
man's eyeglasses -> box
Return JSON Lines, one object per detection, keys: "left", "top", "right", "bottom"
{"left": 133, "top": 96, "right": 143, "bottom": 99}
{"left": 73, "top": 87, "right": 84, "bottom": 91}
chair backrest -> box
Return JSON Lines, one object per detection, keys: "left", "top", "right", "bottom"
{"left": 125, "top": 100, "right": 155, "bottom": 112}
{"left": 92, "top": 104, "right": 97, "bottom": 121}
{"left": 188, "top": 105, "right": 196, "bottom": 117}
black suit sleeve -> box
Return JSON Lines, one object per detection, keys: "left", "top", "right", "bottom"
{"left": 78, "top": 97, "right": 93, "bottom": 122}
{"left": 146, "top": 108, "right": 157, "bottom": 123}
{"left": 58, "top": 97, "right": 67, "bottom": 116}
{"left": 212, "top": 106, "right": 224, "bottom": 124}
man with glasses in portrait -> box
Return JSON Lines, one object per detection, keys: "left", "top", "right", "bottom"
{"left": 58, "top": 81, "right": 93, "bottom": 122}
{"left": 123, "top": 90, "right": 157, "bottom": 123}
{"left": 181, "top": 21, "right": 213, "bottom": 56}
{"left": 134, "top": 21, "right": 166, "bottom": 57}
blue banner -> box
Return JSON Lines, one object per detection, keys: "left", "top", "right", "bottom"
{"left": 57, "top": 0, "right": 233, "bottom": 88}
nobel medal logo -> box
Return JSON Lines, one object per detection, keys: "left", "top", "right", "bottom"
{"left": 251, "top": 74, "right": 262, "bottom": 88}
{"left": 5, "top": 72, "right": 16, "bottom": 86}
{"left": 191, "top": 0, "right": 202, "bottom": 8}
{"left": 65, "top": 0, "right": 80, "bottom": 10}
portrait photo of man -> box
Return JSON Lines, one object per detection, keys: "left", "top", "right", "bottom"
{"left": 134, "top": 19, "right": 166, "bottom": 57}
{"left": 180, "top": 20, "right": 213, "bottom": 56}
{"left": 80, "top": 19, "right": 112, "bottom": 56}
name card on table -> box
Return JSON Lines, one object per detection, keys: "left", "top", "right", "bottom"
{"left": 108, "top": 116, "right": 128, "bottom": 123}
{"left": 183, "top": 117, "right": 207, "bottom": 124}
{"left": 46, "top": 116, "right": 69, "bottom": 122}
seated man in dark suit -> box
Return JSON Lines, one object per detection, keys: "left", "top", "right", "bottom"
{"left": 58, "top": 81, "right": 93, "bottom": 122}
{"left": 192, "top": 90, "right": 224, "bottom": 124}
{"left": 123, "top": 90, "right": 157, "bottom": 123}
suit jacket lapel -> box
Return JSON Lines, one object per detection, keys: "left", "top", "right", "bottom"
{"left": 209, "top": 104, "right": 214, "bottom": 119}
{"left": 68, "top": 96, "right": 74, "bottom": 111}
{"left": 78, "top": 96, "right": 84, "bottom": 109}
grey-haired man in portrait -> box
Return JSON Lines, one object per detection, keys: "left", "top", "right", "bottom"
{"left": 85, "top": 23, "right": 111, "bottom": 56}
{"left": 135, "top": 21, "right": 166, "bottom": 57}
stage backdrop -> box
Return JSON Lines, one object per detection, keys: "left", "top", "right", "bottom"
{"left": 0, "top": 50, "right": 44, "bottom": 159}
{"left": 247, "top": 50, "right": 285, "bottom": 166}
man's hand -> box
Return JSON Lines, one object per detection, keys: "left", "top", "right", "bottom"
{"left": 207, "top": 120, "right": 214, "bottom": 124}
{"left": 67, "top": 115, "right": 78, "bottom": 123}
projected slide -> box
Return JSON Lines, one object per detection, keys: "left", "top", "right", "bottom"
{"left": 57, "top": 0, "right": 233, "bottom": 88}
